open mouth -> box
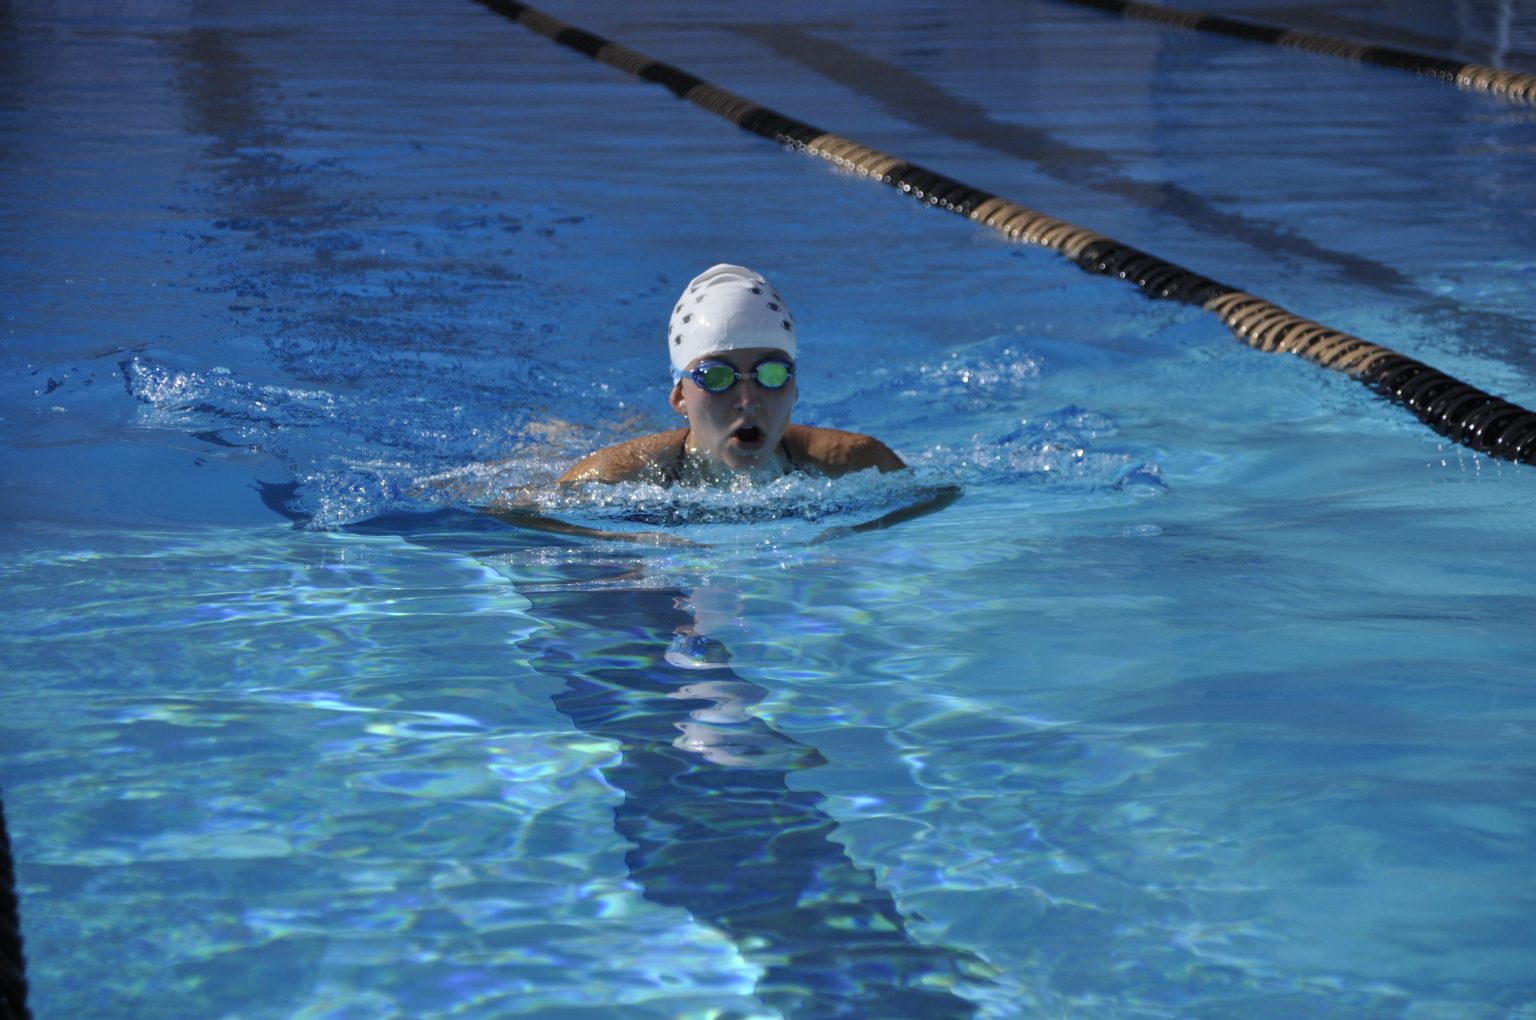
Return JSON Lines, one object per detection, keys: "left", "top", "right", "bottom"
{"left": 731, "top": 425, "right": 763, "bottom": 445}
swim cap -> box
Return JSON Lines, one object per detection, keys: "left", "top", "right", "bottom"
{"left": 668, "top": 264, "right": 796, "bottom": 377}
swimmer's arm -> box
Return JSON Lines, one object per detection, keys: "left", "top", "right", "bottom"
{"left": 488, "top": 507, "right": 694, "bottom": 546}
{"left": 848, "top": 483, "right": 959, "bottom": 533}
{"left": 812, "top": 484, "right": 961, "bottom": 543}
{"left": 556, "top": 428, "right": 687, "bottom": 484}
{"left": 491, "top": 428, "right": 689, "bottom": 544}
{"left": 786, "top": 424, "right": 906, "bottom": 477}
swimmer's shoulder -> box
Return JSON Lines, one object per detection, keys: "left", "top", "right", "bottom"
{"left": 785, "top": 424, "right": 905, "bottom": 477}
{"left": 557, "top": 427, "right": 687, "bottom": 484}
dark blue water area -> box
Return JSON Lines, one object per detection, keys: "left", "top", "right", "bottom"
{"left": 5, "top": 2, "right": 1536, "bottom": 1019}
{"left": 4, "top": 0, "right": 1534, "bottom": 532}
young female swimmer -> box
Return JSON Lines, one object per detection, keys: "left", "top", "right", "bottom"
{"left": 557, "top": 264, "right": 904, "bottom": 486}
{"left": 495, "top": 264, "right": 953, "bottom": 543}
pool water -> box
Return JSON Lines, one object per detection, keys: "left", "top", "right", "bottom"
{"left": 3, "top": 1, "right": 1535, "bottom": 1017}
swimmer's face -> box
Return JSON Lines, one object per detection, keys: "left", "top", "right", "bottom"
{"left": 670, "top": 346, "right": 796, "bottom": 475}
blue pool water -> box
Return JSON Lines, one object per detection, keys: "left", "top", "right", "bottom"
{"left": 4, "top": 1, "right": 1536, "bottom": 1017}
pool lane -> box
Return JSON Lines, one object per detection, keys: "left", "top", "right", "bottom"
{"left": 524, "top": 573, "right": 993, "bottom": 1018}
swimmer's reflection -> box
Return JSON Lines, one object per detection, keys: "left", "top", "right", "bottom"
{"left": 340, "top": 510, "right": 986, "bottom": 1015}
{"left": 663, "top": 585, "right": 809, "bottom": 768}
{"left": 523, "top": 567, "right": 988, "bottom": 1019}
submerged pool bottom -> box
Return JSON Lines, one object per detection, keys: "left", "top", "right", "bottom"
{"left": 5, "top": 502, "right": 1535, "bottom": 1018}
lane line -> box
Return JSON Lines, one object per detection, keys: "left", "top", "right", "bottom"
{"left": 1057, "top": 0, "right": 1536, "bottom": 105}
{"left": 471, "top": 0, "right": 1536, "bottom": 465}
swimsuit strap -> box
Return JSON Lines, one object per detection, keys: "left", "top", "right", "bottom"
{"left": 664, "top": 429, "right": 690, "bottom": 485}
{"left": 778, "top": 437, "right": 799, "bottom": 474}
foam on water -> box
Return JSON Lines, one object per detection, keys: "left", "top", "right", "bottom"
{"left": 121, "top": 325, "right": 1166, "bottom": 536}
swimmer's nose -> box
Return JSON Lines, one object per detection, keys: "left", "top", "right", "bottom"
{"left": 732, "top": 382, "right": 762, "bottom": 411}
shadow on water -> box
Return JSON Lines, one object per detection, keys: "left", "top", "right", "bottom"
{"left": 347, "top": 508, "right": 991, "bottom": 1019}
{"left": 174, "top": 12, "right": 987, "bottom": 1010}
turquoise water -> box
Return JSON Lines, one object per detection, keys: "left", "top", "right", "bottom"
{"left": 4, "top": 1, "right": 1536, "bottom": 1017}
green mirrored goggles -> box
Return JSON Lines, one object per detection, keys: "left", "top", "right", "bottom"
{"left": 688, "top": 358, "right": 794, "bottom": 393}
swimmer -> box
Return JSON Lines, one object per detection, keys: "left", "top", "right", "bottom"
{"left": 492, "top": 263, "right": 956, "bottom": 543}
{"left": 558, "top": 263, "right": 904, "bottom": 486}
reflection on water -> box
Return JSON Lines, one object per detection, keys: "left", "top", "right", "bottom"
{"left": 519, "top": 559, "right": 992, "bottom": 1019}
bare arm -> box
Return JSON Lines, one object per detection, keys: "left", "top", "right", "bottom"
{"left": 471, "top": 428, "right": 689, "bottom": 544}
{"left": 556, "top": 428, "right": 687, "bottom": 484}
{"left": 813, "top": 483, "right": 960, "bottom": 543}
{"left": 489, "top": 507, "right": 695, "bottom": 546}
{"left": 785, "top": 424, "right": 905, "bottom": 477}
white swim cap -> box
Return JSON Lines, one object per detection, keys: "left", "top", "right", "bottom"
{"left": 668, "top": 264, "right": 796, "bottom": 377}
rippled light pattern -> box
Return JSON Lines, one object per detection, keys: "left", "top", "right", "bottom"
{"left": 5, "top": 0, "right": 1536, "bottom": 1017}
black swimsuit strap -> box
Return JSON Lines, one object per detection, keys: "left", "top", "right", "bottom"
{"left": 664, "top": 430, "right": 689, "bottom": 485}
{"left": 778, "top": 437, "right": 799, "bottom": 473}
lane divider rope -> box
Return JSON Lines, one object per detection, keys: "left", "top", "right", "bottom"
{"left": 1056, "top": 0, "right": 1536, "bottom": 105}
{"left": 0, "top": 792, "right": 30, "bottom": 1020}
{"left": 472, "top": 0, "right": 1536, "bottom": 465}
